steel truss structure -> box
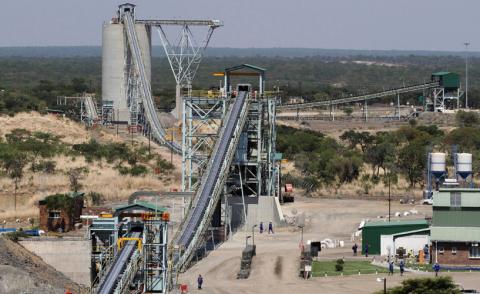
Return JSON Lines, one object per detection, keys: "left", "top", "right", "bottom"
{"left": 143, "top": 217, "right": 168, "bottom": 293}
{"left": 154, "top": 20, "right": 222, "bottom": 118}
{"left": 429, "top": 87, "right": 463, "bottom": 112}
{"left": 181, "top": 96, "right": 227, "bottom": 192}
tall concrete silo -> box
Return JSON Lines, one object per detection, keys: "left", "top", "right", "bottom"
{"left": 102, "top": 4, "right": 152, "bottom": 124}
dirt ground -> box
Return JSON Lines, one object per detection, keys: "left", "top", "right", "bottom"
{"left": 0, "top": 237, "right": 87, "bottom": 294}
{"left": 178, "top": 196, "right": 480, "bottom": 294}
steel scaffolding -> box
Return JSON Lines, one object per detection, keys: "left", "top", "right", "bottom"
{"left": 143, "top": 217, "right": 168, "bottom": 293}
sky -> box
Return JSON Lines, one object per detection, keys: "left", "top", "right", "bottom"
{"left": 0, "top": 0, "right": 479, "bottom": 51}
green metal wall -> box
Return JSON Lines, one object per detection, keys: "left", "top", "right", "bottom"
{"left": 362, "top": 224, "right": 429, "bottom": 255}
{"left": 433, "top": 207, "right": 480, "bottom": 227}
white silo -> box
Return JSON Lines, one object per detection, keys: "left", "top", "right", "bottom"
{"left": 456, "top": 153, "right": 473, "bottom": 179}
{"left": 102, "top": 7, "right": 152, "bottom": 124}
{"left": 102, "top": 21, "right": 128, "bottom": 122}
{"left": 430, "top": 152, "right": 446, "bottom": 179}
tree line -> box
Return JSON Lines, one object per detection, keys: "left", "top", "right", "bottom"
{"left": 278, "top": 111, "right": 480, "bottom": 194}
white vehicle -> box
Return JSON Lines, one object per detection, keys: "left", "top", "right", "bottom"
{"left": 421, "top": 198, "right": 433, "bottom": 205}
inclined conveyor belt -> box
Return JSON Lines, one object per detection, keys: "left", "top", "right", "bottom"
{"left": 124, "top": 12, "right": 183, "bottom": 155}
{"left": 278, "top": 81, "right": 439, "bottom": 110}
{"left": 175, "top": 91, "right": 249, "bottom": 268}
{"left": 97, "top": 232, "right": 140, "bottom": 294}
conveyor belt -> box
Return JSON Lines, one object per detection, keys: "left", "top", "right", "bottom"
{"left": 97, "top": 232, "right": 140, "bottom": 294}
{"left": 278, "top": 81, "right": 438, "bottom": 110}
{"left": 123, "top": 12, "right": 183, "bottom": 155}
{"left": 175, "top": 91, "right": 250, "bottom": 269}
{"left": 84, "top": 95, "right": 98, "bottom": 121}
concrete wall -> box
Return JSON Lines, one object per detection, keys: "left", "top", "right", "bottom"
{"left": 228, "top": 196, "right": 285, "bottom": 230}
{"left": 20, "top": 237, "right": 90, "bottom": 286}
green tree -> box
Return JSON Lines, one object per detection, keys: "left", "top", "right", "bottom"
{"left": 456, "top": 110, "right": 480, "bottom": 127}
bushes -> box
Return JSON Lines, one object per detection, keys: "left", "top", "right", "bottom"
{"left": 335, "top": 259, "right": 344, "bottom": 272}
{"left": 456, "top": 110, "right": 480, "bottom": 127}
{"left": 118, "top": 165, "right": 148, "bottom": 176}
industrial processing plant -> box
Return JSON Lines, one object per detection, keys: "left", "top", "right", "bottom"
{"left": 1, "top": 1, "right": 480, "bottom": 294}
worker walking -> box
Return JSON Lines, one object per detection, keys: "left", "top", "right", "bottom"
{"left": 352, "top": 243, "right": 358, "bottom": 256}
{"left": 268, "top": 221, "right": 274, "bottom": 234}
{"left": 259, "top": 222, "right": 264, "bottom": 234}
{"left": 399, "top": 260, "right": 405, "bottom": 276}
{"left": 197, "top": 274, "right": 203, "bottom": 290}
{"left": 388, "top": 261, "right": 394, "bottom": 276}
{"left": 364, "top": 243, "right": 369, "bottom": 257}
{"left": 433, "top": 262, "right": 440, "bottom": 277}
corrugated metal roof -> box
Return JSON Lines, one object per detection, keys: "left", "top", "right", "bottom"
{"left": 431, "top": 226, "right": 480, "bottom": 242}
{"left": 114, "top": 201, "right": 166, "bottom": 213}
{"left": 431, "top": 71, "right": 451, "bottom": 76}
{"left": 225, "top": 64, "right": 266, "bottom": 73}
{"left": 391, "top": 228, "right": 430, "bottom": 239}
{"left": 363, "top": 219, "right": 428, "bottom": 228}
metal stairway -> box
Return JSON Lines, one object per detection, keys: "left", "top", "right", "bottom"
{"left": 175, "top": 91, "right": 250, "bottom": 270}
{"left": 123, "top": 12, "right": 183, "bottom": 155}
{"left": 278, "top": 81, "right": 439, "bottom": 110}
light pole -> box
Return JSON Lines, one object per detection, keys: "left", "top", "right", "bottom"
{"left": 388, "top": 171, "right": 391, "bottom": 222}
{"left": 245, "top": 235, "right": 251, "bottom": 246}
{"left": 465, "top": 42, "right": 470, "bottom": 109}
{"left": 252, "top": 224, "right": 257, "bottom": 245}
{"left": 298, "top": 225, "right": 304, "bottom": 246}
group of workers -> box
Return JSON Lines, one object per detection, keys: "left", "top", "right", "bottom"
{"left": 351, "top": 242, "right": 442, "bottom": 277}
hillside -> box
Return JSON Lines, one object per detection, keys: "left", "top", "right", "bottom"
{"left": 0, "top": 112, "right": 181, "bottom": 221}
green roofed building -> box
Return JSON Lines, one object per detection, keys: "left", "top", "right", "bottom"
{"left": 362, "top": 219, "right": 429, "bottom": 255}
{"left": 431, "top": 188, "right": 480, "bottom": 265}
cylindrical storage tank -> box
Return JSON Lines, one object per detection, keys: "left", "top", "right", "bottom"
{"left": 457, "top": 153, "right": 473, "bottom": 179}
{"left": 102, "top": 22, "right": 129, "bottom": 122}
{"left": 135, "top": 24, "right": 151, "bottom": 84}
{"left": 430, "top": 152, "right": 446, "bottom": 178}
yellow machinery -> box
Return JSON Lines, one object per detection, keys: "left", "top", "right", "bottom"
{"left": 117, "top": 237, "right": 143, "bottom": 250}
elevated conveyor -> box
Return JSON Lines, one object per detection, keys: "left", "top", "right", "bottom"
{"left": 278, "top": 81, "right": 439, "bottom": 110}
{"left": 123, "top": 12, "right": 183, "bottom": 155}
{"left": 84, "top": 95, "right": 99, "bottom": 122}
{"left": 97, "top": 232, "right": 140, "bottom": 294}
{"left": 175, "top": 91, "right": 250, "bottom": 270}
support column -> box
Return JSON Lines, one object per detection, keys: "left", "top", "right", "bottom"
{"left": 175, "top": 84, "right": 182, "bottom": 119}
{"left": 397, "top": 93, "right": 401, "bottom": 120}
{"left": 364, "top": 99, "right": 368, "bottom": 122}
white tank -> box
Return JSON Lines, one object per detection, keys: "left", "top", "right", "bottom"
{"left": 430, "top": 152, "right": 446, "bottom": 175}
{"left": 102, "top": 22, "right": 151, "bottom": 123}
{"left": 457, "top": 153, "right": 472, "bottom": 178}
{"left": 102, "top": 22, "right": 128, "bottom": 122}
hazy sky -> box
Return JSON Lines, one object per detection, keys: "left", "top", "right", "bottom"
{"left": 0, "top": 0, "right": 478, "bottom": 51}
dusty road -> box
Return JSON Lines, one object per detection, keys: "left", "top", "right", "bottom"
{"left": 178, "top": 197, "right": 480, "bottom": 293}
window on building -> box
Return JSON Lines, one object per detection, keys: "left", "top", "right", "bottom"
{"left": 450, "top": 192, "right": 461, "bottom": 207}
{"left": 452, "top": 247, "right": 457, "bottom": 255}
{"left": 48, "top": 211, "right": 60, "bottom": 219}
{"left": 470, "top": 243, "right": 480, "bottom": 258}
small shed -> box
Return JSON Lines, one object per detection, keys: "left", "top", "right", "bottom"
{"left": 38, "top": 192, "right": 84, "bottom": 232}
{"left": 431, "top": 72, "right": 460, "bottom": 89}
{"left": 362, "top": 219, "right": 429, "bottom": 255}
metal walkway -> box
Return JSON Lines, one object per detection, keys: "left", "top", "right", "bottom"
{"left": 123, "top": 12, "right": 183, "bottom": 155}
{"left": 278, "top": 81, "right": 439, "bottom": 110}
{"left": 175, "top": 91, "right": 250, "bottom": 270}
{"left": 97, "top": 232, "right": 141, "bottom": 294}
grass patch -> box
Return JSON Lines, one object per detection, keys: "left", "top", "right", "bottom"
{"left": 312, "top": 260, "right": 390, "bottom": 277}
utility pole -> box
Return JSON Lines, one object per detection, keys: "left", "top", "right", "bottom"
{"left": 388, "top": 171, "right": 391, "bottom": 222}
{"left": 464, "top": 42, "right": 470, "bottom": 109}
{"left": 170, "top": 129, "right": 174, "bottom": 165}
